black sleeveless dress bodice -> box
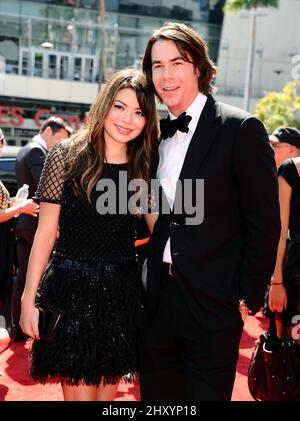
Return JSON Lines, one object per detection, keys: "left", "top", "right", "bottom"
{"left": 278, "top": 159, "right": 300, "bottom": 240}
{"left": 30, "top": 142, "right": 142, "bottom": 386}
{"left": 35, "top": 142, "right": 137, "bottom": 262}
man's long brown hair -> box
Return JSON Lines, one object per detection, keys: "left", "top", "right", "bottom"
{"left": 64, "top": 68, "right": 158, "bottom": 202}
{"left": 143, "top": 21, "right": 217, "bottom": 97}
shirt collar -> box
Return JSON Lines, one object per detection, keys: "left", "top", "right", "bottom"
{"left": 168, "top": 92, "right": 207, "bottom": 135}
{"left": 33, "top": 133, "right": 48, "bottom": 151}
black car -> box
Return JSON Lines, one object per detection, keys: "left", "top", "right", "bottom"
{"left": 0, "top": 146, "right": 21, "bottom": 197}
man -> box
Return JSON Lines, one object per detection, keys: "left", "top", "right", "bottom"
{"left": 12, "top": 117, "right": 70, "bottom": 341}
{"left": 269, "top": 126, "right": 300, "bottom": 168}
{"left": 139, "top": 22, "right": 281, "bottom": 401}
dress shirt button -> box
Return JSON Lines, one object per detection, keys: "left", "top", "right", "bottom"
{"left": 170, "top": 221, "right": 179, "bottom": 227}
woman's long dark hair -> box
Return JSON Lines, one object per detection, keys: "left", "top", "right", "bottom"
{"left": 64, "top": 68, "right": 159, "bottom": 202}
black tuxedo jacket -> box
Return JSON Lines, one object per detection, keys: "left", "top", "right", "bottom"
{"left": 15, "top": 140, "right": 47, "bottom": 231}
{"left": 146, "top": 94, "right": 280, "bottom": 330}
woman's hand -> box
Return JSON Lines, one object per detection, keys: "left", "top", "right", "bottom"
{"left": 10, "top": 197, "right": 39, "bottom": 217}
{"left": 268, "top": 283, "right": 288, "bottom": 313}
{"left": 20, "top": 199, "right": 39, "bottom": 217}
{"left": 19, "top": 302, "right": 40, "bottom": 340}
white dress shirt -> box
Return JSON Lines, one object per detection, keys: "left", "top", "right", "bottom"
{"left": 157, "top": 92, "right": 207, "bottom": 263}
{"left": 33, "top": 133, "right": 48, "bottom": 151}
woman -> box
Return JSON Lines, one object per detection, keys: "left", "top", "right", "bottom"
{"left": 268, "top": 155, "right": 300, "bottom": 343}
{"left": 20, "top": 69, "right": 158, "bottom": 401}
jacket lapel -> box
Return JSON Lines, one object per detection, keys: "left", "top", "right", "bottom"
{"left": 178, "top": 94, "right": 221, "bottom": 182}
{"left": 151, "top": 140, "right": 171, "bottom": 214}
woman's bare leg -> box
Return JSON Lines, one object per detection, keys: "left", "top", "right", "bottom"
{"left": 96, "top": 379, "right": 120, "bottom": 401}
{"left": 275, "top": 319, "right": 300, "bottom": 344}
{"left": 275, "top": 318, "right": 284, "bottom": 338}
{"left": 61, "top": 383, "right": 97, "bottom": 401}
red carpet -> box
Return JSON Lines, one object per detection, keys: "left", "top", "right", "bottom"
{"left": 0, "top": 313, "right": 268, "bottom": 401}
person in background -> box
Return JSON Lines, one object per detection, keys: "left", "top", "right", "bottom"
{"left": 12, "top": 117, "right": 70, "bottom": 341}
{"left": 270, "top": 126, "right": 300, "bottom": 168}
{"left": 267, "top": 127, "right": 300, "bottom": 342}
{"left": 139, "top": 21, "right": 280, "bottom": 401}
{"left": 0, "top": 129, "right": 39, "bottom": 350}
{"left": 19, "top": 69, "right": 158, "bottom": 401}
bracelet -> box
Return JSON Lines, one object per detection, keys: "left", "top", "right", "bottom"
{"left": 270, "top": 282, "right": 284, "bottom": 285}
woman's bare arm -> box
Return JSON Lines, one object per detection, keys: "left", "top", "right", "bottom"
{"left": 20, "top": 202, "right": 61, "bottom": 338}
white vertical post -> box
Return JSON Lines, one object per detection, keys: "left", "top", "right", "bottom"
{"left": 28, "top": 17, "right": 32, "bottom": 76}
{"left": 243, "top": 9, "right": 256, "bottom": 111}
{"left": 98, "top": 0, "right": 106, "bottom": 89}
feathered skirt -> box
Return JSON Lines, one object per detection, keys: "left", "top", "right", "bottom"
{"left": 29, "top": 255, "right": 142, "bottom": 386}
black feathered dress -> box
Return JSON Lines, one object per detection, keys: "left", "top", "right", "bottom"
{"left": 30, "top": 142, "right": 142, "bottom": 386}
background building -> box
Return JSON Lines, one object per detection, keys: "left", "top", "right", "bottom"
{"left": 215, "top": 0, "right": 300, "bottom": 112}
{"left": 0, "top": 0, "right": 225, "bottom": 145}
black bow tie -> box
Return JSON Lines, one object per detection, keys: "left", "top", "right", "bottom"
{"left": 160, "top": 112, "right": 192, "bottom": 140}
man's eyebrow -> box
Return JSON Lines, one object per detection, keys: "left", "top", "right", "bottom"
{"left": 152, "top": 56, "right": 184, "bottom": 65}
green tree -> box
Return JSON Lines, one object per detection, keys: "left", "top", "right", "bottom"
{"left": 224, "top": 0, "right": 278, "bottom": 13}
{"left": 255, "top": 81, "right": 300, "bottom": 133}
{"left": 224, "top": 0, "right": 278, "bottom": 111}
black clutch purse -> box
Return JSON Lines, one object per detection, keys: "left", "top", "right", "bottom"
{"left": 36, "top": 304, "right": 63, "bottom": 342}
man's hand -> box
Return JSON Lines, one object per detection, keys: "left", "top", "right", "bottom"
{"left": 239, "top": 299, "right": 252, "bottom": 323}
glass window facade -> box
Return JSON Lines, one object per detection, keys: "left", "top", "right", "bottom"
{"left": 16, "top": 1, "right": 224, "bottom": 23}
{"left": 0, "top": 0, "right": 223, "bottom": 81}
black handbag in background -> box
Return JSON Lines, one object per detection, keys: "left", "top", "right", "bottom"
{"left": 248, "top": 312, "right": 300, "bottom": 401}
{"left": 36, "top": 304, "right": 63, "bottom": 342}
